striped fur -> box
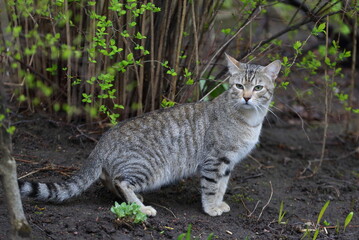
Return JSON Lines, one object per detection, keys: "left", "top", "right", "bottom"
{"left": 18, "top": 54, "right": 281, "bottom": 217}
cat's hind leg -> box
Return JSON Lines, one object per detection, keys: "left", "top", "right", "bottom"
{"left": 114, "top": 180, "right": 157, "bottom": 216}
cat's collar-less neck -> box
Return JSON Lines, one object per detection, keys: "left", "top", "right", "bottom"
{"left": 234, "top": 113, "right": 262, "bottom": 128}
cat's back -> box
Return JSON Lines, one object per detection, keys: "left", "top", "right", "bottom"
{"left": 116, "top": 101, "right": 210, "bottom": 135}
{"left": 97, "top": 101, "right": 212, "bottom": 160}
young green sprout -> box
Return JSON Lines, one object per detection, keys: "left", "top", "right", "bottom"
{"left": 278, "top": 201, "right": 287, "bottom": 224}
{"left": 177, "top": 225, "right": 214, "bottom": 240}
{"left": 343, "top": 211, "right": 353, "bottom": 232}
{"left": 312, "top": 200, "right": 330, "bottom": 240}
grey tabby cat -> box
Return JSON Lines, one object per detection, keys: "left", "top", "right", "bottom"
{"left": 19, "top": 54, "right": 281, "bottom": 217}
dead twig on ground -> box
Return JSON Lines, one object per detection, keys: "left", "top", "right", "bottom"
{"left": 19, "top": 164, "right": 79, "bottom": 179}
{"left": 75, "top": 126, "right": 99, "bottom": 143}
{"left": 149, "top": 202, "right": 177, "bottom": 219}
{"left": 248, "top": 200, "right": 261, "bottom": 218}
{"left": 14, "top": 158, "right": 40, "bottom": 165}
{"left": 297, "top": 148, "right": 358, "bottom": 179}
{"left": 257, "top": 181, "right": 273, "bottom": 221}
{"left": 247, "top": 155, "right": 274, "bottom": 170}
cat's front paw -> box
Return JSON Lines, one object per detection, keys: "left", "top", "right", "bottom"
{"left": 140, "top": 205, "right": 157, "bottom": 216}
{"left": 204, "top": 206, "right": 225, "bottom": 216}
{"left": 204, "top": 202, "right": 230, "bottom": 216}
{"left": 219, "top": 201, "right": 230, "bottom": 212}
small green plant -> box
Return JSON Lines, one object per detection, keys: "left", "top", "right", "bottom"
{"left": 177, "top": 224, "right": 214, "bottom": 240}
{"left": 333, "top": 211, "right": 355, "bottom": 233}
{"left": 161, "top": 98, "right": 176, "bottom": 108}
{"left": 110, "top": 202, "right": 147, "bottom": 224}
{"left": 312, "top": 200, "right": 330, "bottom": 240}
{"left": 322, "top": 220, "right": 330, "bottom": 226}
{"left": 278, "top": 201, "right": 287, "bottom": 224}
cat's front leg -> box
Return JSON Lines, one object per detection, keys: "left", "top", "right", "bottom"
{"left": 200, "top": 162, "right": 231, "bottom": 216}
{"left": 216, "top": 174, "right": 231, "bottom": 212}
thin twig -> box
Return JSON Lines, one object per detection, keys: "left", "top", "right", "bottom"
{"left": 149, "top": 202, "right": 177, "bottom": 219}
{"left": 248, "top": 200, "right": 261, "bottom": 218}
{"left": 199, "top": 6, "right": 262, "bottom": 79}
{"left": 257, "top": 181, "right": 273, "bottom": 221}
{"left": 276, "top": 97, "right": 310, "bottom": 142}
{"left": 199, "top": 76, "right": 229, "bottom": 102}
{"left": 74, "top": 126, "right": 99, "bottom": 142}
{"left": 297, "top": 148, "right": 359, "bottom": 179}
{"left": 191, "top": 0, "right": 199, "bottom": 78}
{"left": 316, "top": 15, "right": 330, "bottom": 173}
{"left": 19, "top": 168, "right": 46, "bottom": 180}
{"left": 14, "top": 158, "right": 39, "bottom": 164}
{"left": 347, "top": 2, "right": 358, "bottom": 132}
{"left": 248, "top": 155, "right": 264, "bottom": 168}
{"left": 64, "top": 0, "right": 72, "bottom": 122}
{"left": 239, "top": 198, "right": 251, "bottom": 215}
{"left": 19, "top": 164, "right": 78, "bottom": 180}
{"left": 215, "top": 9, "right": 343, "bottom": 80}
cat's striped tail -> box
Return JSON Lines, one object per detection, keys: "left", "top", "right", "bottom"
{"left": 18, "top": 156, "right": 102, "bottom": 203}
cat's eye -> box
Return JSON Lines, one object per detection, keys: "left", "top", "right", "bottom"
{"left": 235, "top": 84, "right": 244, "bottom": 90}
{"left": 254, "top": 85, "right": 263, "bottom": 91}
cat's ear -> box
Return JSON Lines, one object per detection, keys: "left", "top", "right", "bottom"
{"left": 225, "top": 53, "right": 241, "bottom": 75}
{"left": 262, "top": 60, "right": 281, "bottom": 81}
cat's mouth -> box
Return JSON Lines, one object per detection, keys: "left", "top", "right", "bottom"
{"left": 241, "top": 103, "right": 253, "bottom": 109}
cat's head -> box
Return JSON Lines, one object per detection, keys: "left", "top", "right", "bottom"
{"left": 225, "top": 53, "right": 281, "bottom": 110}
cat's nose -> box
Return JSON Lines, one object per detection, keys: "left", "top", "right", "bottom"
{"left": 243, "top": 97, "right": 251, "bottom": 103}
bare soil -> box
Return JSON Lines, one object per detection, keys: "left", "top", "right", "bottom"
{"left": 0, "top": 109, "right": 358, "bottom": 240}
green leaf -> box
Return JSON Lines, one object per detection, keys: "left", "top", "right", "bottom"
{"left": 344, "top": 212, "right": 353, "bottom": 231}
{"left": 161, "top": 99, "right": 176, "bottom": 108}
{"left": 282, "top": 56, "right": 288, "bottom": 65}
{"left": 127, "top": 53, "right": 134, "bottom": 61}
{"left": 312, "top": 229, "right": 319, "bottom": 240}
{"left": 161, "top": 61, "right": 169, "bottom": 68}
{"left": 281, "top": 81, "right": 289, "bottom": 89}
{"left": 312, "top": 22, "right": 326, "bottom": 36}
{"left": 339, "top": 24, "right": 350, "bottom": 35}
{"left": 221, "top": 28, "right": 232, "bottom": 35}
{"left": 6, "top": 126, "right": 16, "bottom": 135}
{"left": 17, "top": 94, "right": 26, "bottom": 102}
{"left": 186, "top": 78, "right": 194, "bottom": 85}
{"left": 13, "top": 26, "right": 22, "bottom": 38}
{"left": 121, "top": 30, "right": 130, "bottom": 38}
{"left": 324, "top": 57, "right": 331, "bottom": 66}
{"left": 114, "top": 104, "right": 124, "bottom": 109}
{"left": 317, "top": 200, "right": 330, "bottom": 226}
{"left": 53, "top": 103, "right": 61, "bottom": 112}
{"left": 293, "top": 41, "right": 302, "bottom": 53}
{"left": 135, "top": 32, "right": 146, "bottom": 39}
{"left": 166, "top": 69, "right": 177, "bottom": 76}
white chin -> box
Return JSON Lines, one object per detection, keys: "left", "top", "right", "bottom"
{"left": 241, "top": 104, "right": 253, "bottom": 109}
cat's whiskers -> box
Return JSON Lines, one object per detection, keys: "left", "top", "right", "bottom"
{"left": 269, "top": 104, "right": 282, "bottom": 112}
{"left": 257, "top": 104, "right": 279, "bottom": 120}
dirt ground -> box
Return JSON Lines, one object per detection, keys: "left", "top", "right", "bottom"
{"left": 0, "top": 105, "right": 358, "bottom": 240}
{"left": 1, "top": 66, "right": 359, "bottom": 240}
